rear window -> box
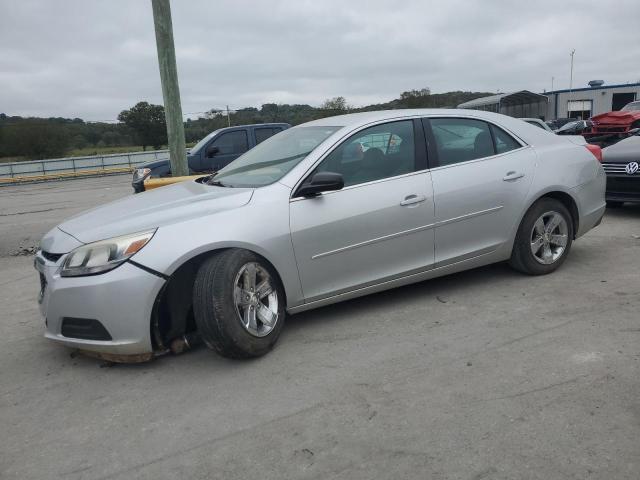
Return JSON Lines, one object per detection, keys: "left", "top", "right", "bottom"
{"left": 430, "top": 118, "right": 494, "bottom": 166}
{"left": 429, "top": 118, "right": 522, "bottom": 166}
{"left": 255, "top": 127, "right": 282, "bottom": 145}
{"left": 622, "top": 101, "right": 640, "bottom": 112}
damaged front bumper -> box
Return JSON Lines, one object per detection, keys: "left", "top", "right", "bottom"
{"left": 35, "top": 249, "right": 166, "bottom": 361}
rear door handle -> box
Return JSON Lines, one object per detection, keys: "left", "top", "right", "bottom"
{"left": 400, "top": 194, "right": 427, "bottom": 207}
{"left": 503, "top": 171, "right": 525, "bottom": 181}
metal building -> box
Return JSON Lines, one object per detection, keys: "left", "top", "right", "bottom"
{"left": 457, "top": 90, "right": 549, "bottom": 119}
{"left": 545, "top": 82, "right": 640, "bottom": 120}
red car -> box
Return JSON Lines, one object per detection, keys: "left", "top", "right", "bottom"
{"left": 584, "top": 100, "right": 640, "bottom": 139}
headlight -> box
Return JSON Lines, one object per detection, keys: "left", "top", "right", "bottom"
{"left": 61, "top": 230, "right": 156, "bottom": 277}
{"left": 135, "top": 168, "right": 151, "bottom": 180}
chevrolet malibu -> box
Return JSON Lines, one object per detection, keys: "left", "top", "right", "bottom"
{"left": 35, "top": 110, "right": 606, "bottom": 361}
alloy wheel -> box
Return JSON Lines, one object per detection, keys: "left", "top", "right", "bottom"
{"left": 530, "top": 211, "right": 569, "bottom": 265}
{"left": 233, "top": 262, "right": 279, "bottom": 337}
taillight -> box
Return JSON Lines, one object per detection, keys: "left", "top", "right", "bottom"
{"left": 585, "top": 144, "right": 602, "bottom": 162}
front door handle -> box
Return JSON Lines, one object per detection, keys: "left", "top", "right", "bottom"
{"left": 503, "top": 171, "right": 525, "bottom": 181}
{"left": 400, "top": 194, "right": 427, "bottom": 207}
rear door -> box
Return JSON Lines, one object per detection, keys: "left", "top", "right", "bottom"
{"left": 290, "top": 119, "right": 435, "bottom": 303}
{"left": 425, "top": 117, "right": 535, "bottom": 265}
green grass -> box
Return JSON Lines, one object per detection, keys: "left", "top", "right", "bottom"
{"left": 0, "top": 142, "right": 197, "bottom": 163}
{"left": 68, "top": 145, "right": 162, "bottom": 157}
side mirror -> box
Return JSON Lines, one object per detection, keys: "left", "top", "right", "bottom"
{"left": 296, "top": 172, "right": 344, "bottom": 198}
{"left": 206, "top": 145, "right": 219, "bottom": 158}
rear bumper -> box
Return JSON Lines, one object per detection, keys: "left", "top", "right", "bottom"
{"left": 571, "top": 168, "right": 606, "bottom": 238}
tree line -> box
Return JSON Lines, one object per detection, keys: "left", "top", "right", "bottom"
{"left": 0, "top": 89, "right": 491, "bottom": 161}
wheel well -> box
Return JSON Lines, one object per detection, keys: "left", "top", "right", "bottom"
{"left": 539, "top": 191, "right": 579, "bottom": 237}
{"left": 150, "top": 248, "right": 285, "bottom": 351}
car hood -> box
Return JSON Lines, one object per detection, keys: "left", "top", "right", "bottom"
{"left": 138, "top": 158, "right": 170, "bottom": 170}
{"left": 591, "top": 110, "right": 640, "bottom": 125}
{"left": 602, "top": 135, "right": 640, "bottom": 163}
{"left": 56, "top": 179, "right": 254, "bottom": 245}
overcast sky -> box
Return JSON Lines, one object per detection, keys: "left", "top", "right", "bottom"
{"left": 1, "top": 0, "right": 638, "bottom": 120}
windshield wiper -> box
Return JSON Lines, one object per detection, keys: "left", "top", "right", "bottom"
{"left": 206, "top": 179, "right": 229, "bottom": 187}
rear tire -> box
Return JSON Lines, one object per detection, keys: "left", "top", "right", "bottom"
{"left": 193, "top": 249, "right": 285, "bottom": 358}
{"left": 510, "top": 198, "right": 574, "bottom": 275}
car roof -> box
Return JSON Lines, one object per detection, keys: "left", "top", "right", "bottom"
{"left": 300, "top": 109, "right": 557, "bottom": 144}
{"left": 279, "top": 109, "right": 565, "bottom": 188}
{"left": 302, "top": 108, "right": 531, "bottom": 128}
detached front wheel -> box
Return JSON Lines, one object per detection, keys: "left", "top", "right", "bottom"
{"left": 193, "top": 249, "right": 285, "bottom": 358}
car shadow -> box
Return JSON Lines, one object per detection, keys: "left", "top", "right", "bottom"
{"left": 71, "top": 228, "right": 619, "bottom": 371}
{"left": 286, "top": 261, "right": 522, "bottom": 331}
{"left": 604, "top": 203, "right": 640, "bottom": 219}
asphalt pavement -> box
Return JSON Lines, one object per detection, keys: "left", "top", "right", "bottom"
{"left": 1, "top": 175, "right": 639, "bottom": 479}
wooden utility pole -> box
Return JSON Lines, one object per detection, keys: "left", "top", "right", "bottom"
{"left": 151, "top": 0, "right": 188, "bottom": 177}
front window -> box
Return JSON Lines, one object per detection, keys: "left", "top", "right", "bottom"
{"left": 190, "top": 130, "right": 220, "bottom": 154}
{"left": 210, "top": 126, "right": 341, "bottom": 188}
{"left": 211, "top": 130, "right": 249, "bottom": 155}
{"left": 622, "top": 101, "right": 640, "bottom": 112}
{"left": 313, "top": 120, "right": 416, "bottom": 187}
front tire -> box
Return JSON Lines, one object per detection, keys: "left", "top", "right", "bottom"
{"left": 510, "top": 198, "right": 574, "bottom": 275}
{"left": 193, "top": 249, "right": 285, "bottom": 358}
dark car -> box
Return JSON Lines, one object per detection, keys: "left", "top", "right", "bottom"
{"left": 555, "top": 120, "right": 593, "bottom": 136}
{"left": 600, "top": 132, "right": 640, "bottom": 207}
{"left": 132, "top": 123, "right": 290, "bottom": 192}
{"left": 547, "top": 118, "right": 577, "bottom": 131}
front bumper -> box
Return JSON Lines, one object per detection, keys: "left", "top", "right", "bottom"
{"left": 131, "top": 173, "right": 147, "bottom": 193}
{"left": 605, "top": 175, "right": 640, "bottom": 203}
{"left": 35, "top": 252, "right": 166, "bottom": 357}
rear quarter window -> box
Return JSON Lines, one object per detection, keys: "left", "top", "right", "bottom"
{"left": 490, "top": 124, "right": 522, "bottom": 154}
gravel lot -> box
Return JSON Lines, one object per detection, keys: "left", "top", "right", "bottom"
{"left": 1, "top": 175, "right": 639, "bottom": 480}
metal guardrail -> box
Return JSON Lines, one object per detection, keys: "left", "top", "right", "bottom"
{"left": 0, "top": 150, "right": 170, "bottom": 183}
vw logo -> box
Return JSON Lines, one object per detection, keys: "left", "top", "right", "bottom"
{"left": 626, "top": 162, "right": 639, "bottom": 175}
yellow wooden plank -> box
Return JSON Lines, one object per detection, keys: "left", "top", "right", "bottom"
{"left": 142, "top": 175, "right": 204, "bottom": 190}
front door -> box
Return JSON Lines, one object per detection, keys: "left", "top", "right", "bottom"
{"left": 426, "top": 117, "right": 535, "bottom": 265}
{"left": 290, "top": 119, "right": 435, "bottom": 303}
{"left": 201, "top": 129, "right": 249, "bottom": 172}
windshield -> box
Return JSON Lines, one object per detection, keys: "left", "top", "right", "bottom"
{"left": 190, "top": 130, "right": 220, "bottom": 154}
{"left": 210, "top": 126, "right": 341, "bottom": 187}
{"left": 622, "top": 101, "right": 640, "bottom": 112}
{"left": 525, "top": 120, "right": 545, "bottom": 130}
{"left": 557, "top": 121, "right": 580, "bottom": 132}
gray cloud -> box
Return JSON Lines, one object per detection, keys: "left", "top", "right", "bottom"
{"left": 0, "top": 0, "right": 638, "bottom": 120}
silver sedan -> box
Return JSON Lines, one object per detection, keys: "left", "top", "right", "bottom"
{"left": 35, "top": 109, "right": 606, "bottom": 361}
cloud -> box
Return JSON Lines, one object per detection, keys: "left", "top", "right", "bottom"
{"left": 0, "top": 0, "right": 638, "bottom": 119}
